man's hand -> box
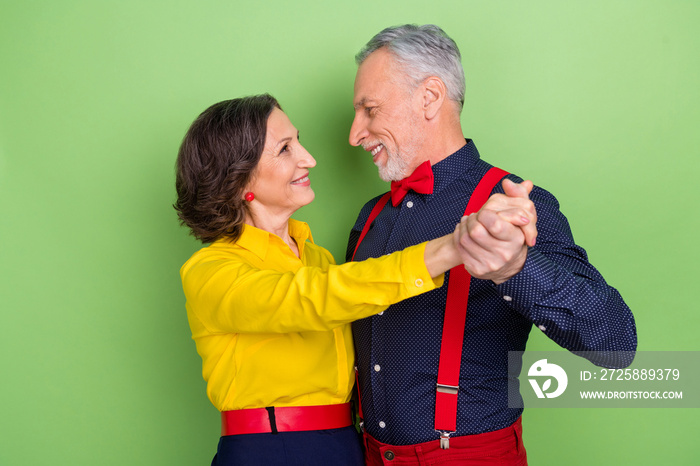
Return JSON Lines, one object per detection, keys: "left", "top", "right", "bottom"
{"left": 452, "top": 179, "right": 537, "bottom": 284}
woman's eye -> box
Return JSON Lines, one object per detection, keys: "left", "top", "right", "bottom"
{"left": 279, "top": 144, "right": 289, "bottom": 154}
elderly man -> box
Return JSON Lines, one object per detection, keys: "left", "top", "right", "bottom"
{"left": 347, "top": 24, "right": 637, "bottom": 465}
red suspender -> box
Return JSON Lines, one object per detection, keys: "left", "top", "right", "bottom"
{"left": 434, "top": 167, "right": 508, "bottom": 447}
{"left": 351, "top": 192, "right": 392, "bottom": 262}
{"left": 352, "top": 191, "right": 391, "bottom": 422}
{"left": 351, "top": 167, "right": 509, "bottom": 448}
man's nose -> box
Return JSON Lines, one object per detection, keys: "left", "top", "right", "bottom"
{"left": 349, "top": 112, "right": 368, "bottom": 147}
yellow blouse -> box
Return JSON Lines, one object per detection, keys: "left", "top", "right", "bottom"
{"left": 180, "top": 219, "right": 442, "bottom": 412}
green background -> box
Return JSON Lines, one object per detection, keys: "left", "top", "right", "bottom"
{"left": 1, "top": 1, "right": 698, "bottom": 464}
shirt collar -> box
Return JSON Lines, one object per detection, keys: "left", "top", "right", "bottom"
{"left": 288, "top": 218, "right": 315, "bottom": 258}
{"left": 429, "top": 139, "right": 481, "bottom": 197}
{"left": 230, "top": 218, "right": 314, "bottom": 260}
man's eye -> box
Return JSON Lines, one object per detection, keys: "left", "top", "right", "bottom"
{"left": 365, "top": 107, "right": 376, "bottom": 115}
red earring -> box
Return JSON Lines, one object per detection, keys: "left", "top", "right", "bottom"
{"left": 244, "top": 192, "right": 255, "bottom": 202}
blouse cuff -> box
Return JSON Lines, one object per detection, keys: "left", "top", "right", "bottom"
{"left": 399, "top": 242, "right": 445, "bottom": 296}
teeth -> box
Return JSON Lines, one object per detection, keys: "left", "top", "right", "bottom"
{"left": 292, "top": 176, "right": 309, "bottom": 184}
{"left": 371, "top": 144, "right": 383, "bottom": 156}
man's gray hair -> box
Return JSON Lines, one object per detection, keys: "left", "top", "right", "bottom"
{"left": 356, "top": 24, "right": 466, "bottom": 111}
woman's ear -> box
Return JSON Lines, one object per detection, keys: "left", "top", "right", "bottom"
{"left": 422, "top": 76, "right": 447, "bottom": 120}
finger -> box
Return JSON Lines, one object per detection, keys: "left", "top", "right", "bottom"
{"left": 461, "top": 213, "right": 526, "bottom": 277}
{"left": 502, "top": 178, "right": 533, "bottom": 199}
{"left": 456, "top": 233, "right": 497, "bottom": 277}
{"left": 454, "top": 218, "right": 489, "bottom": 266}
{"left": 461, "top": 214, "right": 497, "bottom": 251}
{"left": 493, "top": 208, "right": 531, "bottom": 227}
{"left": 482, "top": 190, "right": 537, "bottom": 246}
{"left": 479, "top": 203, "right": 536, "bottom": 229}
{"left": 520, "top": 179, "right": 534, "bottom": 194}
{"left": 475, "top": 210, "right": 526, "bottom": 243}
{"left": 493, "top": 209, "right": 537, "bottom": 246}
{"left": 482, "top": 193, "right": 535, "bottom": 215}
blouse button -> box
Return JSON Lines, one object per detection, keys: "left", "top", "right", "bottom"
{"left": 538, "top": 325, "right": 547, "bottom": 332}
{"left": 379, "top": 421, "right": 386, "bottom": 428}
{"left": 503, "top": 295, "right": 513, "bottom": 302}
{"left": 415, "top": 278, "right": 424, "bottom": 287}
{"left": 374, "top": 364, "right": 381, "bottom": 372}
{"left": 406, "top": 201, "right": 414, "bottom": 208}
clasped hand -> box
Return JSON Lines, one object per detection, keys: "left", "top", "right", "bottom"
{"left": 452, "top": 179, "right": 537, "bottom": 285}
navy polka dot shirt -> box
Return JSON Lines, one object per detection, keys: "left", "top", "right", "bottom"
{"left": 346, "top": 140, "right": 637, "bottom": 445}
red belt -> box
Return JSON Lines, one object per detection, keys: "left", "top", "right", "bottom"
{"left": 221, "top": 403, "right": 352, "bottom": 436}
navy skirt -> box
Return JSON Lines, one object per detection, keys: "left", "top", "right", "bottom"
{"left": 211, "top": 426, "right": 364, "bottom": 466}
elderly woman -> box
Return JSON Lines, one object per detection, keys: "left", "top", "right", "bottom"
{"left": 175, "top": 94, "right": 511, "bottom": 465}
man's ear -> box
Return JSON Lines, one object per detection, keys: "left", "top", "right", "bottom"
{"left": 422, "top": 76, "right": 447, "bottom": 120}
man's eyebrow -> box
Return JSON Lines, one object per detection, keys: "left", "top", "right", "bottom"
{"left": 353, "top": 98, "right": 371, "bottom": 110}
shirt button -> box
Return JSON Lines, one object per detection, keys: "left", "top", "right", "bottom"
{"left": 379, "top": 421, "right": 386, "bottom": 428}
{"left": 538, "top": 325, "right": 547, "bottom": 332}
{"left": 374, "top": 364, "right": 381, "bottom": 372}
{"left": 503, "top": 295, "right": 513, "bottom": 302}
{"left": 378, "top": 311, "right": 384, "bottom": 316}
{"left": 415, "top": 278, "right": 424, "bottom": 287}
{"left": 384, "top": 450, "right": 395, "bottom": 461}
{"left": 406, "top": 201, "right": 414, "bottom": 208}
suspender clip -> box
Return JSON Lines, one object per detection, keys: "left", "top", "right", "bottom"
{"left": 436, "top": 383, "right": 459, "bottom": 395}
{"left": 438, "top": 431, "right": 453, "bottom": 449}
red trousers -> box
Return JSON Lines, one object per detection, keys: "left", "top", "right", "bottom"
{"left": 363, "top": 417, "right": 527, "bottom": 465}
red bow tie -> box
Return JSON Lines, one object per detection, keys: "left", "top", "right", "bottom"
{"left": 390, "top": 161, "right": 434, "bottom": 206}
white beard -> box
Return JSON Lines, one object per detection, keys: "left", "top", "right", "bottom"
{"left": 377, "top": 145, "right": 411, "bottom": 182}
{"left": 376, "top": 128, "right": 423, "bottom": 181}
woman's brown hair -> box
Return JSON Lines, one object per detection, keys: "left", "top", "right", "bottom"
{"left": 174, "top": 94, "right": 280, "bottom": 243}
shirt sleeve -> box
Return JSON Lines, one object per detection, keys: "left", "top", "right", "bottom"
{"left": 181, "top": 242, "right": 444, "bottom": 334}
{"left": 496, "top": 182, "right": 637, "bottom": 368}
